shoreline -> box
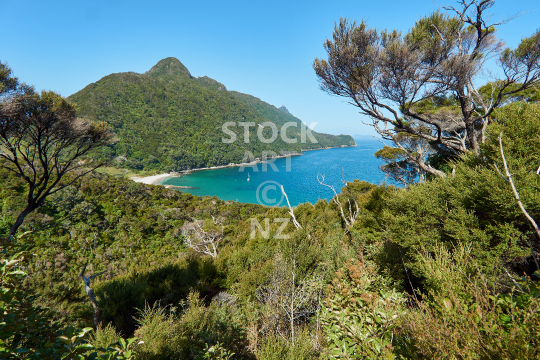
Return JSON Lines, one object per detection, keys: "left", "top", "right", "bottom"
{"left": 301, "top": 142, "right": 357, "bottom": 152}
{"left": 131, "top": 172, "right": 179, "bottom": 185}
{"left": 181, "top": 151, "right": 304, "bottom": 175}
{"left": 130, "top": 143, "right": 357, "bottom": 185}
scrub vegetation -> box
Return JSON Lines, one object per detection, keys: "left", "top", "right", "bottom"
{"left": 1, "top": 1, "right": 540, "bottom": 358}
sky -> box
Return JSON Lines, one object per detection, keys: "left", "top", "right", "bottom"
{"left": 1, "top": 0, "right": 538, "bottom": 136}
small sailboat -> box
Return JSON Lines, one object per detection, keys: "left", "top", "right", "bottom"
{"left": 247, "top": 173, "right": 250, "bottom": 181}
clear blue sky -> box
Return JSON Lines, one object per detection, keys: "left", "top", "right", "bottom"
{"left": 2, "top": 0, "right": 538, "bottom": 136}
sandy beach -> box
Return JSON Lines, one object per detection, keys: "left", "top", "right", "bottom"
{"left": 131, "top": 173, "right": 178, "bottom": 185}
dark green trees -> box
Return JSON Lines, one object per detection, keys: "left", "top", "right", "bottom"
{"left": 68, "top": 58, "right": 356, "bottom": 172}
{"left": 0, "top": 62, "right": 111, "bottom": 237}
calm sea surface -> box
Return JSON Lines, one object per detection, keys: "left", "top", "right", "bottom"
{"left": 161, "top": 137, "right": 395, "bottom": 207}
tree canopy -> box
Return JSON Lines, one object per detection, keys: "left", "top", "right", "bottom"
{"left": 0, "top": 62, "right": 111, "bottom": 237}
{"left": 314, "top": 0, "right": 540, "bottom": 179}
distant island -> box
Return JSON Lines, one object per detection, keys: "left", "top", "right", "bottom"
{"left": 68, "top": 57, "right": 356, "bottom": 173}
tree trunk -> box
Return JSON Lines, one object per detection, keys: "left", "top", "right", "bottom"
{"left": 87, "top": 289, "right": 101, "bottom": 327}
{"left": 466, "top": 122, "right": 480, "bottom": 154}
{"left": 80, "top": 264, "right": 105, "bottom": 327}
{"left": 8, "top": 207, "right": 33, "bottom": 238}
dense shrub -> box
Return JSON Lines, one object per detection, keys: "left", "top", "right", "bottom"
{"left": 256, "top": 330, "right": 318, "bottom": 360}
{"left": 399, "top": 245, "right": 540, "bottom": 359}
{"left": 320, "top": 259, "right": 405, "bottom": 359}
{"left": 1, "top": 103, "right": 539, "bottom": 358}
{"left": 135, "top": 291, "right": 249, "bottom": 359}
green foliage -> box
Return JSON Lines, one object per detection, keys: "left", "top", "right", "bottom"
{"left": 374, "top": 146, "right": 406, "bottom": 160}
{"left": 0, "top": 244, "right": 136, "bottom": 360}
{"left": 95, "top": 277, "right": 147, "bottom": 336}
{"left": 146, "top": 57, "right": 192, "bottom": 80}
{"left": 0, "top": 167, "right": 264, "bottom": 329}
{"left": 376, "top": 103, "right": 540, "bottom": 276}
{"left": 175, "top": 291, "right": 248, "bottom": 359}
{"left": 406, "top": 11, "right": 463, "bottom": 59}
{"left": 134, "top": 291, "right": 249, "bottom": 359}
{"left": 375, "top": 142, "right": 425, "bottom": 185}
{"left": 132, "top": 303, "right": 179, "bottom": 360}
{"left": 320, "top": 259, "right": 405, "bottom": 359}
{"left": 1, "top": 91, "right": 540, "bottom": 359}
{"left": 0, "top": 247, "right": 59, "bottom": 358}
{"left": 0, "top": 61, "right": 20, "bottom": 95}
{"left": 399, "top": 244, "right": 540, "bottom": 359}
{"left": 479, "top": 82, "right": 540, "bottom": 105}
{"left": 256, "top": 330, "right": 318, "bottom": 360}
{"left": 95, "top": 255, "right": 219, "bottom": 336}
{"left": 89, "top": 324, "right": 121, "bottom": 350}
{"left": 203, "top": 342, "right": 235, "bottom": 360}
{"left": 68, "top": 58, "right": 355, "bottom": 172}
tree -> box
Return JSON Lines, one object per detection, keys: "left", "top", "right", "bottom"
{"left": 0, "top": 62, "right": 24, "bottom": 97}
{"left": 374, "top": 131, "right": 434, "bottom": 185}
{"left": 256, "top": 252, "right": 323, "bottom": 345}
{"left": 0, "top": 62, "right": 111, "bottom": 237}
{"left": 181, "top": 216, "right": 224, "bottom": 258}
{"left": 80, "top": 263, "right": 106, "bottom": 326}
{"left": 314, "top": 0, "right": 540, "bottom": 178}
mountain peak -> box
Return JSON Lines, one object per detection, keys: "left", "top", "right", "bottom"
{"left": 278, "top": 106, "right": 291, "bottom": 115}
{"left": 145, "top": 57, "right": 191, "bottom": 79}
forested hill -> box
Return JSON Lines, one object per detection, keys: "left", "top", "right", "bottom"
{"left": 228, "top": 90, "right": 355, "bottom": 148}
{"left": 68, "top": 57, "right": 356, "bottom": 172}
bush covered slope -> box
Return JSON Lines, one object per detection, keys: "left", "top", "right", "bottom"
{"left": 68, "top": 57, "right": 356, "bottom": 172}
{"left": 2, "top": 102, "right": 539, "bottom": 359}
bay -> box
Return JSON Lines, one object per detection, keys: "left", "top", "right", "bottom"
{"left": 160, "top": 137, "right": 395, "bottom": 207}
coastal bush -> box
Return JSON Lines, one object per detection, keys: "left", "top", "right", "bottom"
{"left": 378, "top": 103, "right": 540, "bottom": 278}
{"left": 399, "top": 244, "right": 540, "bottom": 359}
{"left": 1, "top": 101, "right": 539, "bottom": 359}
{"left": 320, "top": 258, "right": 405, "bottom": 359}
{"left": 89, "top": 323, "right": 122, "bottom": 350}
{"left": 0, "top": 242, "right": 136, "bottom": 359}
{"left": 256, "top": 330, "right": 318, "bottom": 360}
{"left": 68, "top": 58, "right": 356, "bottom": 173}
{"left": 133, "top": 302, "right": 181, "bottom": 360}
{"left": 135, "top": 291, "right": 249, "bottom": 359}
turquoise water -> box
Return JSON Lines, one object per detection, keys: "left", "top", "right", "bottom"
{"left": 161, "top": 137, "right": 394, "bottom": 207}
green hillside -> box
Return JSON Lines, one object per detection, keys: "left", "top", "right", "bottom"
{"left": 68, "top": 57, "right": 355, "bottom": 172}
{"left": 229, "top": 91, "right": 356, "bottom": 148}
{"left": 2, "top": 102, "right": 540, "bottom": 359}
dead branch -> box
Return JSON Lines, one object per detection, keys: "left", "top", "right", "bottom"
{"left": 181, "top": 216, "right": 224, "bottom": 258}
{"left": 317, "top": 173, "right": 359, "bottom": 233}
{"left": 497, "top": 132, "right": 540, "bottom": 272}
{"left": 80, "top": 262, "right": 106, "bottom": 326}
{"left": 281, "top": 185, "right": 302, "bottom": 230}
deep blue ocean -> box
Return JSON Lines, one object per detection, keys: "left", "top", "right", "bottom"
{"left": 160, "top": 137, "right": 395, "bottom": 207}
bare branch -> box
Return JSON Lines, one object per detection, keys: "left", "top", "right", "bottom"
{"left": 182, "top": 217, "right": 224, "bottom": 258}
{"left": 281, "top": 185, "right": 302, "bottom": 230}
{"left": 498, "top": 132, "right": 540, "bottom": 272}
{"left": 80, "top": 262, "right": 106, "bottom": 326}
{"left": 317, "top": 173, "right": 358, "bottom": 232}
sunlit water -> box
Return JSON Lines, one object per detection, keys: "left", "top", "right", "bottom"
{"left": 160, "top": 137, "right": 395, "bottom": 207}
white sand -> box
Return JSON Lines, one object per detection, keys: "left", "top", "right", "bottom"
{"left": 131, "top": 173, "right": 173, "bottom": 185}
